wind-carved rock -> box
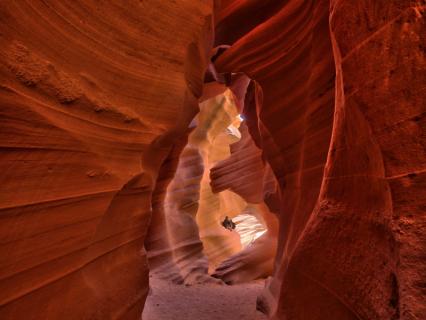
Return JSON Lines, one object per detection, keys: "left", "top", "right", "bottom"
{"left": 214, "top": 0, "right": 425, "bottom": 319}
{"left": 0, "top": 1, "right": 214, "bottom": 318}
{"left": 210, "top": 122, "right": 279, "bottom": 284}
{"left": 163, "top": 91, "right": 246, "bottom": 285}
{"left": 0, "top": 1, "right": 424, "bottom": 319}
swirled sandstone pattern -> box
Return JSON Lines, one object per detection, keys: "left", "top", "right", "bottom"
{"left": 214, "top": 1, "right": 425, "bottom": 319}
{"left": 0, "top": 1, "right": 213, "bottom": 318}
{"left": 0, "top": 1, "right": 425, "bottom": 319}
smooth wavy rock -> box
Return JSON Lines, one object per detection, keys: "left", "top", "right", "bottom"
{"left": 208, "top": 120, "right": 279, "bottom": 284}
{"left": 163, "top": 91, "right": 249, "bottom": 282}
{"left": 0, "top": 1, "right": 213, "bottom": 318}
{"left": 214, "top": 0, "right": 425, "bottom": 319}
{"left": 0, "top": 1, "right": 424, "bottom": 319}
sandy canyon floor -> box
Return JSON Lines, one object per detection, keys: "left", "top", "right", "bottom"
{"left": 142, "top": 277, "right": 268, "bottom": 320}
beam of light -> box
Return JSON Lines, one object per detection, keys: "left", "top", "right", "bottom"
{"left": 232, "top": 213, "right": 267, "bottom": 248}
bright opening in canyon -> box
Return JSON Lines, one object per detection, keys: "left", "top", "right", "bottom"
{"left": 142, "top": 90, "right": 275, "bottom": 319}
{"left": 0, "top": 1, "right": 425, "bottom": 320}
{"left": 142, "top": 90, "right": 276, "bottom": 318}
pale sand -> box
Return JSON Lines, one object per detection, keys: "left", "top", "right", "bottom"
{"left": 142, "top": 277, "right": 268, "bottom": 320}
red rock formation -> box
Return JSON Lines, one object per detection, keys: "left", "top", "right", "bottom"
{"left": 210, "top": 122, "right": 279, "bottom": 284}
{"left": 164, "top": 143, "right": 212, "bottom": 283}
{"left": 1, "top": 1, "right": 424, "bottom": 319}
{"left": 214, "top": 0, "right": 425, "bottom": 319}
{"left": 210, "top": 123, "right": 278, "bottom": 205}
{"left": 162, "top": 91, "right": 245, "bottom": 282}
{"left": 144, "top": 138, "right": 188, "bottom": 284}
{"left": 0, "top": 1, "right": 214, "bottom": 318}
{"left": 195, "top": 93, "right": 245, "bottom": 269}
{"left": 330, "top": 3, "right": 426, "bottom": 318}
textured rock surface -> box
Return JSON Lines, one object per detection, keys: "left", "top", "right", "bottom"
{"left": 0, "top": 0, "right": 425, "bottom": 319}
{"left": 214, "top": 0, "right": 425, "bottom": 319}
{"left": 0, "top": 1, "right": 213, "bottom": 318}
{"left": 163, "top": 91, "right": 246, "bottom": 282}
{"left": 210, "top": 122, "right": 279, "bottom": 284}
{"left": 146, "top": 84, "right": 278, "bottom": 285}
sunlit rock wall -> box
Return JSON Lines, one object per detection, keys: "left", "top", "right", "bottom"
{"left": 210, "top": 121, "right": 280, "bottom": 284}
{"left": 163, "top": 91, "right": 246, "bottom": 283}
{"left": 196, "top": 92, "right": 246, "bottom": 270}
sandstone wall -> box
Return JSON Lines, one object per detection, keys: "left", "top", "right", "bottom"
{"left": 163, "top": 91, "right": 245, "bottom": 283}
{"left": 0, "top": 1, "right": 213, "bottom": 318}
{"left": 214, "top": 0, "right": 425, "bottom": 319}
{"left": 0, "top": 1, "right": 424, "bottom": 319}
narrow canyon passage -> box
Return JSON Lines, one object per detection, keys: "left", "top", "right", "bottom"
{"left": 142, "top": 119, "right": 275, "bottom": 319}
{"left": 142, "top": 277, "right": 267, "bottom": 320}
{"left": 0, "top": 1, "right": 424, "bottom": 320}
{"left": 143, "top": 90, "right": 277, "bottom": 319}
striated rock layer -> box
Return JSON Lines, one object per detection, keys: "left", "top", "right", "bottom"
{"left": 195, "top": 93, "right": 245, "bottom": 271}
{"left": 0, "top": 1, "right": 424, "bottom": 319}
{"left": 156, "top": 87, "right": 280, "bottom": 284}
{"left": 0, "top": 1, "right": 214, "bottom": 319}
{"left": 210, "top": 121, "right": 280, "bottom": 284}
{"left": 214, "top": 0, "right": 425, "bottom": 319}
{"left": 160, "top": 91, "right": 246, "bottom": 283}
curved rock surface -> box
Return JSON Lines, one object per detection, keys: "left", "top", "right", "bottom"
{"left": 209, "top": 121, "right": 279, "bottom": 284}
{"left": 0, "top": 1, "right": 213, "bottom": 318}
{"left": 0, "top": 1, "right": 424, "bottom": 320}
{"left": 214, "top": 1, "right": 425, "bottom": 319}
{"left": 162, "top": 91, "right": 247, "bottom": 282}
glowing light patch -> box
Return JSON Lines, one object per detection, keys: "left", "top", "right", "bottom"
{"left": 237, "top": 114, "right": 245, "bottom": 122}
{"left": 233, "top": 213, "right": 267, "bottom": 248}
{"left": 226, "top": 124, "right": 241, "bottom": 139}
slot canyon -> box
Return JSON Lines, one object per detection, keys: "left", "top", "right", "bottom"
{"left": 0, "top": 1, "right": 425, "bottom": 319}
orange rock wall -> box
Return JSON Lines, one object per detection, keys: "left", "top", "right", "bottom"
{"left": 196, "top": 93, "right": 246, "bottom": 269}
{"left": 163, "top": 92, "right": 244, "bottom": 282}
{"left": 0, "top": 1, "right": 424, "bottom": 319}
{"left": 209, "top": 122, "right": 280, "bottom": 284}
{"left": 0, "top": 1, "right": 213, "bottom": 318}
{"left": 215, "top": 0, "right": 425, "bottom": 319}
{"left": 330, "top": 3, "right": 426, "bottom": 318}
